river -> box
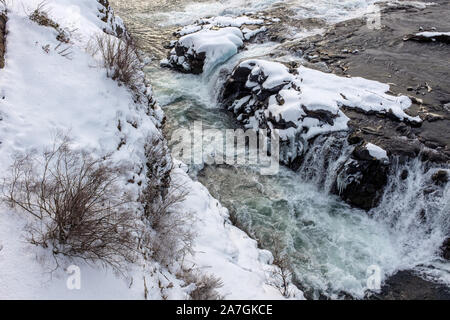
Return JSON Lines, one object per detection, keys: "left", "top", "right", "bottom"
{"left": 110, "top": 0, "right": 450, "bottom": 299}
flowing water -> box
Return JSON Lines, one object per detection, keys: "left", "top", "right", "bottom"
{"left": 110, "top": 0, "right": 450, "bottom": 299}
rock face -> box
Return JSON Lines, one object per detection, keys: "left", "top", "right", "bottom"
{"left": 0, "top": 12, "right": 6, "bottom": 69}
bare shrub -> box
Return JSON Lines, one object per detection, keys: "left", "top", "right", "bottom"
{"left": 1, "top": 136, "right": 137, "bottom": 271}
{"left": 178, "top": 268, "right": 224, "bottom": 300}
{"left": 266, "top": 234, "right": 294, "bottom": 298}
{"left": 140, "top": 135, "right": 195, "bottom": 266}
{"left": 88, "top": 34, "right": 141, "bottom": 90}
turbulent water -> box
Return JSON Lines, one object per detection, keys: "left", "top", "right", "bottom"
{"left": 111, "top": 0, "right": 450, "bottom": 299}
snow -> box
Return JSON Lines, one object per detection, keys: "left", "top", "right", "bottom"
{"left": 177, "top": 24, "right": 203, "bottom": 36}
{"left": 242, "top": 26, "right": 267, "bottom": 40}
{"left": 366, "top": 143, "right": 388, "bottom": 160}
{"left": 0, "top": 0, "right": 297, "bottom": 300}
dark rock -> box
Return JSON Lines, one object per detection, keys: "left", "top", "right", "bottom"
{"left": 431, "top": 170, "right": 449, "bottom": 185}
{"left": 352, "top": 144, "right": 380, "bottom": 161}
{"left": 336, "top": 157, "right": 389, "bottom": 210}
{"left": 0, "top": 12, "right": 6, "bottom": 69}
{"left": 404, "top": 33, "right": 450, "bottom": 44}
{"left": 367, "top": 270, "right": 450, "bottom": 300}
{"left": 348, "top": 131, "right": 364, "bottom": 145}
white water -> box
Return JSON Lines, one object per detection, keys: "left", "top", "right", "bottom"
{"left": 111, "top": 0, "right": 450, "bottom": 298}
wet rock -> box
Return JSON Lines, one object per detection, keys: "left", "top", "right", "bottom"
{"left": 163, "top": 43, "right": 207, "bottom": 74}
{"left": 347, "top": 131, "right": 364, "bottom": 145}
{"left": 431, "top": 170, "right": 449, "bottom": 185}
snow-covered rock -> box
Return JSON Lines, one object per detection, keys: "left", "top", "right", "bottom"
{"left": 366, "top": 143, "right": 389, "bottom": 161}
{"left": 405, "top": 31, "right": 450, "bottom": 44}
{"left": 164, "top": 27, "right": 245, "bottom": 74}
{"left": 221, "top": 59, "right": 420, "bottom": 164}
{"left": 162, "top": 16, "right": 267, "bottom": 74}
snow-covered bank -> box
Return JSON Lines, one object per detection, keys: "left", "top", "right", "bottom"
{"left": 173, "top": 163, "right": 303, "bottom": 299}
{"left": 0, "top": 0, "right": 295, "bottom": 300}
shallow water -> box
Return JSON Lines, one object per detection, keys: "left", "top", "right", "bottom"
{"left": 110, "top": 0, "right": 450, "bottom": 298}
